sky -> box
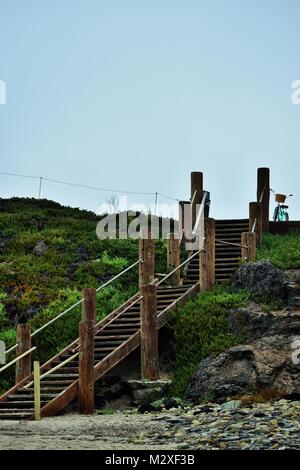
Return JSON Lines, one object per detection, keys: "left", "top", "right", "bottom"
{"left": 0, "top": 0, "right": 299, "bottom": 220}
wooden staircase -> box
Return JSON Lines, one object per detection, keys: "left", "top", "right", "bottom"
{"left": 0, "top": 283, "right": 198, "bottom": 420}
{"left": 184, "top": 219, "right": 249, "bottom": 284}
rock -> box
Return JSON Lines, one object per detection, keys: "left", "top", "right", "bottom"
{"left": 187, "top": 334, "right": 300, "bottom": 402}
{"left": 163, "top": 398, "right": 182, "bottom": 410}
{"left": 220, "top": 400, "right": 243, "bottom": 411}
{"left": 33, "top": 240, "right": 48, "bottom": 256}
{"left": 232, "top": 261, "right": 290, "bottom": 302}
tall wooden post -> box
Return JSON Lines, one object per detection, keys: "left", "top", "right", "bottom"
{"left": 241, "top": 232, "right": 256, "bottom": 262}
{"left": 167, "top": 233, "right": 180, "bottom": 286}
{"left": 191, "top": 172, "right": 203, "bottom": 228}
{"left": 249, "top": 202, "right": 262, "bottom": 246}
{"left": 16, "top": 324, "right": 31, "bottom": 384}
{"left": 257, "top": 167, "right": 270, "bottom": 232}
{"left": 140, "top": 284, "right": 159, "bottom": 380}
{"left": 79, "top": 288, "right": 96, "bottom": 415}
{"left": 206, "top": 218, "right": 215, "bottom": 290}
{"left": 179, "top": 200, "right": 193, "bottom": 251}
{"left": 139, "top": 235, "right": 155, "bottom": 287}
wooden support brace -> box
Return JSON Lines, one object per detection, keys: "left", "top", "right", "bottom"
{"left": 79, "top": 288, "right": 96, "bottom": 415}
{"left": 139, "top": 236, "right": 155, "bottom": 287}
{"left": 249, "top": 202, "right": 262, "bottom": 246}
{"left": 241, "top": 232, "right": 256, "bottom": 262}
{"left": 167, "top": 233, "right": 181, "bottom": 286}
{"left": 16, "top": 324, "right": 31, "bottom": 384}
{"left": 140, "top": 284, "right": 159, "bottom": 381}
{"left": 257, "top": 167, "right": 270, "bottom": 233}
{"left": 191, "top": 172, "right": 203, "bottom": 228}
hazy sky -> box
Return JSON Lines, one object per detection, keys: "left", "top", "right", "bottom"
{"left": 0, "top": 0, "right": 299, "bottom": 219}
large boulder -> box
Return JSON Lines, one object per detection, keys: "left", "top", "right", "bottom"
{"left": 187, "top": 304, "right": 300, "bottom": 403}
{"left": 232, "top": 261, "right": 290, "bottom": 302}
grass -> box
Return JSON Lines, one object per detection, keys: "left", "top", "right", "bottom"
{"left": 169, "top": 286, "right": 249, "bottom": 398}
{"left": 256, "top": 232, "right": 300, "bottom": 269}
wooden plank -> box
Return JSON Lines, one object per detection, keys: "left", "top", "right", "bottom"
{"left": 16, "top": 324, "right": 31, "bottom": 384}
{"left": 139, "top": 236, "right": 155, "bottom": 286}
{"left": 241, "top": 232, "right": 256, "bottom": 262}
{"left": 191, "top": 172, "right": 203, "bottom": 227}
{"left": 33, "top": 361, "right": 41, "bottom": 421}
{"left": 140, "top": 284, "right": 158, "bottom": 380}
{"left": 79, "top": 320, "right": 94, "bottom": 415}
{"left": 167, "top": 233, "right": 181, "bottom": 286}
{"left": 249, "top": 202, "right": 262, "bottom": 246}
{"left": 257, "top": 167, "right": 270, "bottom": 232}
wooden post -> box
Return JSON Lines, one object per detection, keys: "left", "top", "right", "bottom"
{"left": 206, "top": 218, "right": 215, "bottom": 290}
{"left": 257, "top": 167, "right": 270, "bottom": 232}
{"left": 241, "top": 232, "right": 256, "bottom": 262}
{"left": 179, "top": 200, "right": 192, "bottom": 251}
{"left": 249, "top": 202, "right": 262, "bottom": 246}
{"left": 33, "top": 361, "right": 41, "bottom": 421}
{"left": 191, "top": 172, "right": 203, "bottom": 228}
{"left": 79, "top": 288, "right": 95, "bottom": 415}
{"left": 140, "top": 284, "right": 159, "bottom": 380}
{"left": 16, "top": 324, "right": 31, "bottom": 384}
{"left": 167, "top": 233, "right": 180, "bottom": 286}
{"left": 139, "top": 234, "right": 155, "bottom": 286}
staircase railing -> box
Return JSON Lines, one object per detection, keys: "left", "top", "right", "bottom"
{"left": 2, "top": 259, "right": 142, "bottom": 374}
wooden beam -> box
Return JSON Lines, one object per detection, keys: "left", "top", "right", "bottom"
{"left": 257, "top": 167, "right": 270, "bottom": 232}
{"left": 249, "top": 202, "right": 262, "bottom": 246}
{"left": 140, "top": 284, "right": 159, "bottom": 380}
{"left": 82, "top": 287, "right": 96, "bottom": 322}
{"left": 79, "top": 288, "right": 95, "bottom": 415}
{"left": 241, "top": 232, "right": 256, "bottom": 262}
{"left": 167, "top": 233, "right": 181, "bottom": 286}
{"left": 16, "top": 324, "right": 31, "bottom": 384}
{"left": 33, "top": 361, "right": 41, "bottom": 421}
{"left": 139, "top": 235, "right": 155, "bottom": 286}
{"left": 206, "top": 218, "right": 215, "bottom": 289}
{"left": 191, "top": 172, "right": 203, "bottom": 228}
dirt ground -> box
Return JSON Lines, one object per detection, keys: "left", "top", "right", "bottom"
{"left": 0, "top": 412, "right": 176, "bottom": 450}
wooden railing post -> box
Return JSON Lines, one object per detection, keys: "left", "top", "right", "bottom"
{"left": 191, "top": 172, "right": 203, "bottom": 228}
{"left": 206, "top": 218, "right": 215, "bottom": 290}
{"left": 33, "top": 361, "right": 41, "bottom": 421}
{"left": 79, "top": 288, "right": 96, "bottom": 415}
{"left": 167, "top": 233, "right": 180, "bottom": 286}
{"left": 249, "top": 202, "right": 262, "bottom": 246}
{"left": 199, "top": 218, "right": 215, "bottom": 291}
{"left": 139, "top": 233, "right": 155, "bottom": 287}
{"left": 179, "top": 200, "right": 193, "bottom": 251}
{"left": 257, "top": 167, "right": 270, "bottom": 232}
{"left": 140, "top": 284, "right": 159, "bottom": 381}
{"left": 241, "top": 232, "right": 256, "bottom": 262}
{"left": 16, "top": 324, "right": 31, "bottom": 384}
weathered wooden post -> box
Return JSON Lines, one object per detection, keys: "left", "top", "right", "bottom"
{"left": 257, "top": 167, "right": 270, "bottom": 232}
{"left": 249, "top": 202, "right": 262, "bottom": 246}
{"left": 79, "top": 288, "right": 96, "bottom": 415}
{"left": 206, "top": 218, "right": 215, "bottom": 290}
{"left": 16, "top": 324, "right": 31, "bottom": 384}
{"left": 140, "top": 284, "right": 159, "bottom": 380}
{"left": 179, "top": 200, "right": 193, "bottom": 252}
{"left": 199, "top": 218, "right": 215, "bottom": 291}
{"left": 241, "top": 232, "right": 256, "bottom": 262}
{"left": 139, "top": 231, "right": 155, "bottom": 286}
{"left": 191, "top": 172, "right": 203, "bottom": 228}
{"left": 167, "top": 233, "right": 180, "bottom": 286}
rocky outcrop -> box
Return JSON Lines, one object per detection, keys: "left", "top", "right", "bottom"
{"left": 232, "top": 260, "right": 290, "bottom": 301}
{"left": 187, "top": 297, "right": 300, "bottom": 403}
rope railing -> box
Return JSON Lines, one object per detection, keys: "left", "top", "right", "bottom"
{"left": 4, "top": 259, "right": 142, "bottom": 357}
{"left": 24, "top": 352, "right": 79, "bottom": 389}
{"left": 0, "top": 347, "right": 37, "bottom": 374}
{"left": 216, "top": 240, "right": 247, "bottom": 249}
{"left": 156, "top": 249, "right": 202, "bottom": 287}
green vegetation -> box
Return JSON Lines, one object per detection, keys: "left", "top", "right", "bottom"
{"left": 170, "top": 286, "right": 249, "bottom": 398}
{"left": 0, "top": 198, "right": 167, "bottom": 392}
{"left": 256, "top": 232, "right": 300, "bottom": 269}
